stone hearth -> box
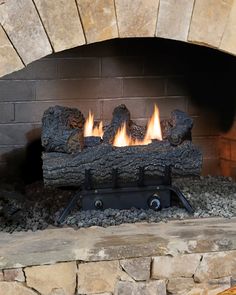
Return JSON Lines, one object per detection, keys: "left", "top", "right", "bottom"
{"left": 0, "top": 218, "right": 236, "bottom": 295}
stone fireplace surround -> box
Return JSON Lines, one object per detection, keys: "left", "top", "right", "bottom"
{"left": 0, "top": 1, "right": 236, "bottom": 294}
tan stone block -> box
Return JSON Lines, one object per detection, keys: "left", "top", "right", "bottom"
{"left": 0, "top": 282, "right": 38, "bottom": 295}
{"left": 220, "top": 0, "right": 236, "bottom": 55}
{"left": 194, "top": 251, "right": 236, "bottom": 282}
{"left": 49, "top": 288, "right": 66, "bottom": 295}
{"left": 34, "top": 0, "right": 85, "bottom": 52}
{"left": 114, "top": 280, "right": 167, "bottom": 295}
{"left": 77, "top": 260, "right": 128, "bottom": 294}
{"left": 152, "top": 254, "right": 202, "bottom": 279}
{"left": 0, "top": 26, "right": 24, "bottom": 77}
{"left": 0, "top": 0, "right": 52, "bottom": 65}
{"left": 188, "top": 0, "right": 233, "bottom": 48}
{"left": 24, "top": 262, "right": 77, "bottom": 295}
{"left": 76, "top": 0, "right": 118, "bottom": 43}
{"left": 167, "top": 277, "right": 195, "bottom": 294}
{"left": 120, "top": 257, "right": 151, "bottom": 281}
{"left": 186, "top": 277, "right": 230, "bottom": 295}
{"left": 156, "top": 0, "right": 195, "bottom": 41}
{"left": 3, "top": 268, "right": 25, "bottom": 282}
{"left": 115, "top": 0, "right": 159, "bottom": 37}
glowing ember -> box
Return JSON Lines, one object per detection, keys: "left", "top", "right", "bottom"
{"left": 84, "top": 111, "right": 104, "bottom": 138}
{"left": 113, "top": 104, "right": 162, "bottom": 147}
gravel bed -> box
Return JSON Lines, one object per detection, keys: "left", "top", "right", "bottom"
{"left": 0, "top": 176, "right": 236, "bottom": 233}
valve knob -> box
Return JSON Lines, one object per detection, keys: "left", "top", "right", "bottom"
{"left": 148, "top": 194, "right": 161, "bottom": 211}
{"left": 94, "top": 199, "right": 103, "bottom": 209}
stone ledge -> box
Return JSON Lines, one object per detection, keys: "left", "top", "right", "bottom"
{"left": 0, "top": 217, "right": 236, "bottom": 270}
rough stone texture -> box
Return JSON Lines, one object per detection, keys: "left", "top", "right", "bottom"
{"left": 0, "top": 218, "right": 236, "bottom": 269}
{"left": 34, "top": 0, "right": 85, "bottom": 52}
{"left": 156, "top": 0, "right": 195, "bottom": 41}
{"left": 120, "top": 257, "right": 151, "bottom": 281}
{"left": 76, "top": 0, "right": 118, "bottom": 43}
{"left": 152, "top": 254, "right": 202, "bottom": 279}
{"left": 3, "top": 268, "right": 25, "bottom": 282}
{"left": 194, "top": 251, "right": 236, "bottom": 282}
{"left": 49, "top": 289, "right": 66, "bottom": 295}
{"left": 167, "top": 277, "right": 195, "bottom": 294}
{"left": 217, "top": 287, "right": 236, "bottom": 295}
{"left": 77, "top": 260, "right": 131, "bottom": 294}
{"left": 188, "top": 0, "right": 233, "bottom": 48}
{"left": 24, "top": 262, "right": 77, "bottom": 295}
{"left": 220, "top": 0, "right": 236, "bottom": 55}
{"left": 184, "top": 277, "right": 232, "bottom": 295}
{"left": 0, "top": 26, "right": 24, "bottom": 77}
{"left": 115, "top": 0, "right": 160, "bottom": 37}
{"left": 0, "top": 270, "right": 3, "bottom": 281}
{"left": 0, "top": 0, "right": 52, "bottom": 65}
{"left": 0, "top": 282, "right": 38, "bottom": 295}
{"left": 114, "top": 280, "right": 167, "bottom": 295}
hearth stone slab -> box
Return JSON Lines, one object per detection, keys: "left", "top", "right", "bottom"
{"left": 0, "top": 217, "right": 236, "bottom": 270}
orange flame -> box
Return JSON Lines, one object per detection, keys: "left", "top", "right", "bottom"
{"left": 113, "top": 123, "right": 131, "bottom": 147}
{"left": 144, "top": 104, "right": 162, "bottom": 141}
{"left": 113, "top": 104, "right": 162, "bottom": 147}
{"left": 84, "top": 111, "right": 104, "bottom": 138}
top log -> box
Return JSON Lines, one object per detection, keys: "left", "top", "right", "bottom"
{"left": 41, "top": 105, "right": 85, "bottom": 154}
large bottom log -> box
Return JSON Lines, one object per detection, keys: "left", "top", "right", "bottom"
{"left": 42, "top": 140, "right": 202, "bottom": 188}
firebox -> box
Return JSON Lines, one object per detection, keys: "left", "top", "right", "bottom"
{"left": 0, "top": 38, "right": 236, "bottom": 232}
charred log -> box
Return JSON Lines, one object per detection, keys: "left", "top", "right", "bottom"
{"left": 161, "top": 110, "right": 193, "bottom": 146}
{"left": 103, "top": 104, "right": 145, "bottom": 143}
{"left": 42, "top": 140, "right": 202, "bottom": 188}
{"left": 41, "top": 105, "right": 85, "bottom": 153}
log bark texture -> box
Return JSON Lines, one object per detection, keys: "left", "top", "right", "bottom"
{"left": 161, "top": 109, "right": 193, "bottom": 145}
{"left": 41, "top": 105, "right": 84, "bottom": 153}
{"left": 103, "top": 104, "right": 145, "bottom": 144}
{"left": 42, "top": 140, "right": 202, "bottom": 187}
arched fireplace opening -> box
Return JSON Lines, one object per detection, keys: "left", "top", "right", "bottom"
{"left": 0, "top": 37, "right": 235, "bottom": 233}
{"left": 0, "top": 37, "right": 235, "bottom": 184}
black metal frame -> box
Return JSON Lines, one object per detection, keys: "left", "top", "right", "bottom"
{"left": 57, "top": 166, "right": 193, "bottom": 224}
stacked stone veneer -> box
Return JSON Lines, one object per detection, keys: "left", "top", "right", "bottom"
{"left": 0, "top": 251, "right": 235, "bottom": 294}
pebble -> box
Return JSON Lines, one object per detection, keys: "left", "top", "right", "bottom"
{"left": 0, "top": 176, "right": 236, "bottom": 233}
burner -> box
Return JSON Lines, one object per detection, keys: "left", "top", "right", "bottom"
{"left": 58, "top": 166, "right": 193, "bottom": 224}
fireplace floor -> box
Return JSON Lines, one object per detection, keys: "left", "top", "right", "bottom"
{"left": 0, "top": 176, "right": 235, "bottom": 233}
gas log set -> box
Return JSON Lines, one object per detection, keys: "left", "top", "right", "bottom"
{"left": 41, "top": 104, "right": 202, "bottom": 221}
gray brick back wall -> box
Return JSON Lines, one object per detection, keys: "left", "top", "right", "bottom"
{"left": 0, "top": 39, "right": 228, "bottom": 177}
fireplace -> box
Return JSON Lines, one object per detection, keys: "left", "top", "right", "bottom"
{"left": 0, "top": 38, "right": 235, "bottom": 180}
{"left": 0, "top": 37, "right": 235, "bottom": 229}
{"left": 0, "top": 2, "right": 236, "bottom": 295}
